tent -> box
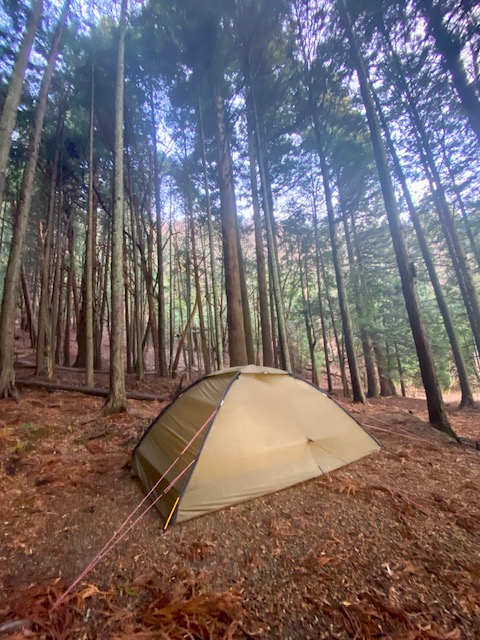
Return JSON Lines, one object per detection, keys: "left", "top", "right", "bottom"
{"left": 132, "top": 365, "right": 380, "bottom": 527}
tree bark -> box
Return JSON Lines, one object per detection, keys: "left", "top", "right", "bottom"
{"left": 197, "top": 83, "right": 223, "bottom": 370}
{"left": 85, "top": 52, "right": 95, "bottom": 387}
{"left": 149, "top": 87, "right": 168, "bottom": 376}
{"left": 247, "top": 126, "right": 274, "bottom": 367}
{"left": 339, "top": 190, "right": 379, "bottom": 398}
{"left": 36, "top": 148, "right": 60, "bottom": 376}
{"left": 186, "top": 185, "right": 211, "bottom": 375}
{"left": 245, "top": 63, "right": 291, "bottom": 371}
{"left": 213, "top": 87, "right": 248, "bottom": 366}
{"left": 104, "top": 0, "right": 127, "bottom": 414}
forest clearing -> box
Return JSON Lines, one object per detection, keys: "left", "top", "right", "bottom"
{"left": 1, "top": 0, "right": 480, "bottom": 637}
{"left": 0, "top": 361, "right": 479, "bottom": 639}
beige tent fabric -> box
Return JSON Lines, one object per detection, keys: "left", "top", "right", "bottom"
{"left": 132, "top": 366, "right": 380, "bottom": 525}
{"left": 133, "top": 371, "right": 236, "bottom": 522}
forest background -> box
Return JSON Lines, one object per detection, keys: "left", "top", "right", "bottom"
{"left": 0, "top": 0, "right": 479, "bottom": 439}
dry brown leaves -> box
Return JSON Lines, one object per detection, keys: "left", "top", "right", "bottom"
{"left": 1, "top": 385, "right": 479, "bottom": 639}
{"left": 2, "top": 570, "right": 247, "bottom": 640}
{"left": 322, "top": 590, "right": 464, "bottom": 640}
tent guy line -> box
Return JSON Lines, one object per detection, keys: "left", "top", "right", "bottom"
{"left": 52, "top": 409, "right": 218, "bottom": 610}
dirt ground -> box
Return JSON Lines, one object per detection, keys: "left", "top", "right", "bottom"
{"left": 0, "top": 365, "right": 479, "bottom": 639}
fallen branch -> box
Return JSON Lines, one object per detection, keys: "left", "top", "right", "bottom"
{"left": 16, "top": 378, "right": 169, "bottom": 402}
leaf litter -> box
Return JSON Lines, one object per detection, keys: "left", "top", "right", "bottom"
{"left": 0, "top": 381, "right": 479, "bottom": 639}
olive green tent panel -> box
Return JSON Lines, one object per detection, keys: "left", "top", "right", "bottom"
{"left": 132, "top": 366, "right": 380, "bottom": 526}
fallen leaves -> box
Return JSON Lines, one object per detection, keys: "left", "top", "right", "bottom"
{"left": 1, "top": 387, "right": 480, "bottom": 639}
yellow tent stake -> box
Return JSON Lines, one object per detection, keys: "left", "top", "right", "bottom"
{"left": 164, "top": 497, "right": 180, "bottom": 530}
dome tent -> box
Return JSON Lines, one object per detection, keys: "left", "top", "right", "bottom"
{"left": 132, "top": 365, "right": 380, "bottom": 527}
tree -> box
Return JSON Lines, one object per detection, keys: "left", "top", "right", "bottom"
{"left": 0, "top": 0, "right": 43, "bottom": 211}
{"left": 418, "top": 0, "right": 480, "bottom": 144}
{"left": 339, "top": 0, "right": 456, "bottom": 438}
{"left": 0, "top": 0, "right": 70, "bottom": 398}
{"left": 103, "top": 0, "right": 128, "bottom": 413}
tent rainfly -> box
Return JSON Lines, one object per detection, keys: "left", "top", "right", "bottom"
{"left": 132, "top": 365, "right": 380, "bottom": 527}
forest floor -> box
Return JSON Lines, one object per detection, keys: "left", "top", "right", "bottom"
{"left": 0, "top": 363, "right": 479, "bottom": 639}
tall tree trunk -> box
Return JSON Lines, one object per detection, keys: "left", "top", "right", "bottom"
{"left": 36, "top": 136, "right": 61, "bottom": 376}
{"left": 149, "top": 87, "right": 167, "bottom": 376}
{"left": 187, "top": 186, "right": 210, "bottom": 375}
{"left": 128, "top": 192, "right": 144, "bottom": 379}
{"left": 340, "top": 0, "right": 456, "bottom": 437}
{"left": 104, "top": 0, "right": 127, "bottom": 413}
{"left": 312, "top": 188, "right": 333, "bottom": 393}
{"left": 0, "top": 0, "right": 70, "bottom": 397}
{"left": 85, "top": 51, "right": 95, "bottom": 386}
{"left": 339, "top": 191, "right": 379, "bottom": 398}
{"left": 395, "top": 342, "right": 407, "bottom": 397}
{"left": 245, "top": 63, "right": 291, "bottom": 371}
{"left": 20, "top": 265, "right": 36, "bottom": 348}
{"left": 236, "top": 229, "right": 255, "bottom": 364}
{"left": 372, "top": 338, "right": 395, "bottom": 397}
{"left": 316, "top": 139, "right": 365, "bottom": 402}
{"left": 213, "top": 87, "right": 248, "bottom": 366}
{"left": 247, "top": 126, "right": 274, "bottom": 367}
{"left": 196, "top": 83, "right": 223, "bottom": 370}
{"left": 297, "top": 237, "right": 318, "bottom": 385}
{"left": 384, "top": 29, "right": 480, "bottom": 359}
{"left": 319, "top": 243, "right": 348, "bottom": 395}
{"left": 371, "top": 83, "right": 475, "bottom": 408}
{"left": 0, "top": 0, "right": 43, "bottom": 210}
{"left": 63, "top": 213, "right": 75, "bottom": 366}
{"left": 49, "top": 187, "right": 65, "bottom": 375}
{"left": 419, "top": 0, "right": 480, "bottom": 143}
{"left": 295, "top": 8, "right": 363, "bottom": 398}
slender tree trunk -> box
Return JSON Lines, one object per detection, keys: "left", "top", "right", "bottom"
{"left": 0, "top": 0, "right": 43, "bottom": 210}
{"left": 49, "top": 186, "right": 65, "bottom": 375}
{"left": 85, "top": 52, "right": 95, "bottom": 387}
{"left": 0, "top": 0, "right": 70, "bottom": 397}
{"left": 63, "top": 214, "right": 75, "bottom": 366}
{"left": 316, "top": 139, "right": 365, "bottom": 402}
{"left": 319, "top": 244, "right": 348, "bottom": 395}
{"left": 149, "top": 88, "right": 167, "bottom": 376}
{"left": 247, "top": 126, "right": 274, "bottom": 367}
{"left": 245, "top": 64, "right": 291, "bottom": 371}
{"left": 340, "top": 0, "right": 456, "bottom": 437}
{"left": 297, "top": 237, "right": 318, "bottom": 385}
{"left": 104, "top": 0, "right": 127, "bottom": 413}
{"left": 196, "top": 83, "right": 223, "bottom": 370}
{"left": 128, "top": 193, "right": 144, "bottom": 379}
{"left": 95, "top": 229, "right": 110, "bottom": 370}
{"left": 187, "top": 187, "right": 210, "bottom": 375}
{"left": 395, "top": 342, "right": 407, "bottom": 397}
{"left": 339, "top": 191, "right": 379, "bottom": 398}
{"left": 213, "top": 87, "right": 248, "bottom": 366}
{"left": 36, "top": 140, "right": 61, "bottom": 376}
{"left": 168, "top": 202, "right": 174, "bottom": 372}
{"left": 311, "top": 188, "right": 333, "bottom": 393}
{"left": 20, "top": 265, "right": 36, "bottom": 347}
